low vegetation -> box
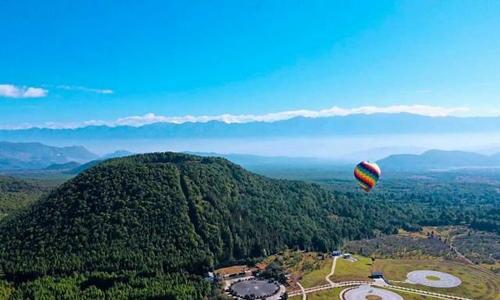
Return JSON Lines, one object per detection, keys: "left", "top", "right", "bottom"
{"left": 290, "top": 287, "right": 342, "bottom": 300}
{"left": 344, "top": 235, "right": 455, "bottom": 259}
{"left": 375, "top": 259, "right": 500, "bottom": 300}
{"left": 452, "top": 230, "right": 500, "bottom": 265}
{"left": 261, "top": 251, "right": 331, "bottom": 289}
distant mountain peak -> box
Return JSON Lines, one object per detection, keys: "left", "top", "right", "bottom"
{"left": 101, "top": 150, "right": 134, "bottom": 159}
{"left": 0, "top": 141, "right": 98, "bottom": 170}
{"left": 378, "top": 149, "right": 500, "bottom": 172}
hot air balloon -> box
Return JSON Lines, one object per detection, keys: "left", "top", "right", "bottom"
{"left": 354, "top": 161, "right": 381, "bottom": 192}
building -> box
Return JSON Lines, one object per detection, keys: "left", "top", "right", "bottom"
{"left": 204, "top": 272, "right": 216, "bottom": 282}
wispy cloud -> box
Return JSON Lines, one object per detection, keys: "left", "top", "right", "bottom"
{"left": 0, "top": 84, "right": 48, "bottom": 98}
{"left": 56, "top": 85, "right": 114, "bottom": 94}
{"left": 6, "top": 104, "right": 470, "bottom": 129}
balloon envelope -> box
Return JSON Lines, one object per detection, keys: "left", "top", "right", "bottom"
{"left": 354, "top": 161, "right": 381, "bottom": 192}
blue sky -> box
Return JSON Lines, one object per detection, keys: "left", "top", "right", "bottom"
{"left": 1, "top": 0, "right": 499, "bottom": 128}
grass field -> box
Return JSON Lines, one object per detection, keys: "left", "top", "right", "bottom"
{"left": 332, "top": 255, "right": 372, "bottom": 281}
{"left": 481, "top": 262, "right": 500, "bottom": 275}
{"left": 298, "top": 255, "right": 333, "bottom": 288}
{"left": 375, "top": 258, "right": 500, "bottom": 300}
{"left": 265, "top": 250, "right": 333, "bottom": 289}
{"left": 289, "top": 287, "right": 342, "bottom": 300}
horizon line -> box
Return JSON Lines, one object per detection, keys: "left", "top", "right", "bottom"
{"left": 2, "top": 104, "right": 499, "bottom": 130}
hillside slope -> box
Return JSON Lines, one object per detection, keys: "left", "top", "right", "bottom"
{"left": 0, "top": 152, "right": 385, "bottom": 278}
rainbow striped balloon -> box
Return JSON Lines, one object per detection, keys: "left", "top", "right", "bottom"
{"left": 354, "top": 161, "right": 381, "bottom": 192}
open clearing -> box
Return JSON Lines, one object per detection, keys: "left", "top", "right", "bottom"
{"left": 375, "top": 258, "right": 500, "bottom": 300}
{"left": 289, "top": 287, "right": 343, "bottom": 300}
{"left": 299, "top": 256, "right": 333, "bottom": 288}
{"left": 333, "top": 255, "right": 372, "bottom": 281}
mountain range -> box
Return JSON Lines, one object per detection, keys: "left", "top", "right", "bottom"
{"left": 0, "top": 142, "right": 133, "bottom": 171}
{"left": 2, "top": 140, "right": 500, "bottom": 174}
{"left": 1, "top": 114, "right": 499, "bottom": 141}
{"left": 0, "top": 141, "right": 98, "bottom": 170}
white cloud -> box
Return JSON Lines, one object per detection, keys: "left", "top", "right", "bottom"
{"left": 0, "top": 84, "right": 48, "bottom": 98}
{"left": 104, "top": 105, "right": 470, "bottom": 127}
{"left": 0, "top": 104, "right": 475, "bottom": 129}
{"left": 56, "top": 85, "right": 114, "bottom": 94}
{"left": 9, "top": 104, "right": 467, "bottom": 129}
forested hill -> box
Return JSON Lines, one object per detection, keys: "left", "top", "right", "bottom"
{"left": 0, "top": 152, "right": 399, "bottom": 278}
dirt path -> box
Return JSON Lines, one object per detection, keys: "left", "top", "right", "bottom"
{"left": 296, "top": 282, "right": 306, "bottom": 300}
{"left": 449, "top": 232, "right": 473, "bottom": 264}
{"left": 326, "top": 256, "right": 338, "bottom": 286}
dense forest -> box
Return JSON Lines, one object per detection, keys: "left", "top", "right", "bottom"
{"left": 0, "top": 176, "right": 56, "bottom": 221}
{"left": 325, "top": 171, "right": 500, "bottom": 234}
{"left": 256, "top": 166, "right": 500, "bottom": 234}
{"left": 0, "top": 272, "right": 213, "bottom": 300}
{"left": 0, "top": 152, "right": 499, "bottom": 299}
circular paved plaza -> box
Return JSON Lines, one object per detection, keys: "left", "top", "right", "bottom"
{"left": 406, "top": 270, "right": 461, "bottom": 288}
{"left": 343, "top": 285, "right": 403, "bottom": 300}
{"left": 230, "top": 279, "right": 279, "bottom": 299}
